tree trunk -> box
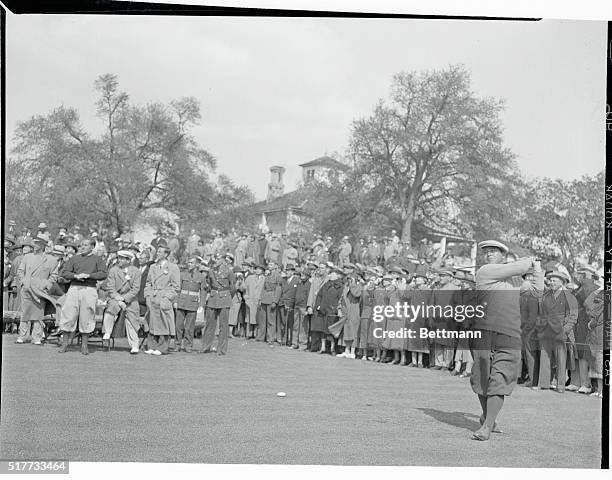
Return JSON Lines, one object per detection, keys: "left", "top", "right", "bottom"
{"left": 401, "top": 212, "right": 413, "bottom": 246}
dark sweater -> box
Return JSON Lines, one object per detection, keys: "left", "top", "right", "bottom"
{"left": 59, "top": 253, "right": 107, "bottom": 287}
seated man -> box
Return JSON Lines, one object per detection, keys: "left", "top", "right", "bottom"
{"left": 102, "top": 250, "right": 141, "bottom": 354}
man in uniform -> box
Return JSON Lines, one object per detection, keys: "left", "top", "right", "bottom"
{"left": 471, "top": 240, "right": 539, "bottom": 441}
{"left": 175, "top": 256, "right": 207, "bottom": 353}
{"left": 143, "top": 245, "right": 180, "bottom": 355}
{"left": 102, "top": 250, "right": 142, "bottom": 353}
{"left": 257, "top": 261, "right": 282, "bottom": 344}
{"left": 58, "top": 238, "right": 108, "bottom": 354}
{"left": 200, "top": 253, "right": 235, "bottom": 355}
{"left": 15, "top": 234, "right": 59, "bottom": 344}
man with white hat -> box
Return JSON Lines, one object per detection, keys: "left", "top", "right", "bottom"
{"left": 102, "top": 250, "right": 141, "bottom": 353}
{"left": 15, "top": 234, "right": 59, "bottom": 345}
{"left": 535, "top": 270, "right": 578, "bottom": 393}
{"left": 470, "top": 239, "right": 540, "bottom": 441}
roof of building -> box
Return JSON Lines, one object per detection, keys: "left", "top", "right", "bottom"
{"left": 253, "top": 189, "right": 311, "bottom": 214}
{"left": 298, "top": 156, "right": 350, "bottom": 171}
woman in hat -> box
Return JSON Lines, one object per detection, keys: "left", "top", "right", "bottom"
{"left": 568, "top": 266, "right": 600, "bottom": 393}
{"left": 584, "top": 288, "right": 604, "bottom": 398}
{"left": 229, "top": 266, "right": 246, "bottom": 337}
{"left": 406, "top": 267, "right": 431, "bottom": 368}
{"left": 357, "top": 270, "right": 376, "bottom": 360}
{"left": 368, "top": 274, "right": 389, "bottom": 362}
{"left": 381, "top": 274, "right": 408, "bottom": 365}
{"left": 337, "top": 268, "right": 362, "bottom": 359}
{"left": 450, "top": 270, "right": 477, "bottom": 377}
{"left": 535, "top": 270, "right": 578, "bottom": 393}
{"left": 244, "top": 263, "right": 265, "bottom": 339}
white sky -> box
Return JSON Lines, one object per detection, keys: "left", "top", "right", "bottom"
{"left": 5, "top": 14, "right": 606, "bottom": 200}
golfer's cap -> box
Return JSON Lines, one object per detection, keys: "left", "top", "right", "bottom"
{"left": 478, "top": 240, "right": 509, "bottom": 254}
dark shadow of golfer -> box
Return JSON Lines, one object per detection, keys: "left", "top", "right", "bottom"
{"left": 416, "top": 408, "right": 481, "bottom": 432}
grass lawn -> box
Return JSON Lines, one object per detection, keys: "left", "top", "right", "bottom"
{"left": 0, "top": 335, "right": 603, "bottom": 467}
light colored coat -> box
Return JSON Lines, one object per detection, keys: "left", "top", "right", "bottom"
{"left": 17, "top": 253, "right": 59, "bottom": 321}
{"left": 144, "top": 260, "right": 180, "bottom": 336}
{"left": 105, "top": 265, "right": 141, "bottom": 330}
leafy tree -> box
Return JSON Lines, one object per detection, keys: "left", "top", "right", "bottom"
{"left": 7, "top": 74, "right": 253, "bottom": 235}
{"left": 516, "top": 173, "right": 604, "bottom": 270}
{"left": 348, "top": 64, "right": 520, "bottom": 244}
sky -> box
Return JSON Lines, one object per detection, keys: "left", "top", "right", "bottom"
{"left": 5, "top": 14, "right": 607, "bottom": 200}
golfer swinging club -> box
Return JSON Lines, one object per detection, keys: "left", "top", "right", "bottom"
{"left": 471, "top": 240, "right": 542, "bottom": 441}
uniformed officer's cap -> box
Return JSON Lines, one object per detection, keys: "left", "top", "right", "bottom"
{"left": 478, "top": 240, "right": 509, "bottom": 254}
{"left": 285, "top": 264, "right": 295, "bottom": 271}
{"left": 117, "top": 250, "right": 135, "bottom": 261}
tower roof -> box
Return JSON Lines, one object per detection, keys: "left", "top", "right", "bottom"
{"left": 298, "top": 156, "right": 349, "bottom": 171}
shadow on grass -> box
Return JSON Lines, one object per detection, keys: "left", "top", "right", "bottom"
{"left": 416, "top": 408, "right": 481, "bottom": 432}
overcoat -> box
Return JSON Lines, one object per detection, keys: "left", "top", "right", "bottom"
{"left": 17, "top": 253, "right": 59, "bottom": 321}
{"left": 144, "top": 260, "right": 180, "bottom": 336}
